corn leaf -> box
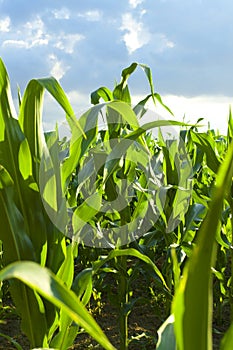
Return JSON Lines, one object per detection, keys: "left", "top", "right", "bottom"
{"left": 172, "top": 141, "right": 233, "bottom": 350}
{"left": 221, "top": 322, "right": 233, "bottom": 350}
{"left": 156, "top": 315, "right": 176, "bottom": 350}
{"left": 0, "top": 261, "right": 116, "bottom": 350}
{"left": 93, "top": 248, "right": 168, "bottom": 290}
{"left": 0, "top": 185, "right": 49, "bottom": 347}
{"left": 91, "top": 86, "right": 113, "bottom": 104}
{"left": 190, "top": 130, "right": 221, "bottom": 173}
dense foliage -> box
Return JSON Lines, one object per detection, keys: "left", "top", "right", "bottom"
{"left": 0, "top": 58, "right": 232, "bottom": 350}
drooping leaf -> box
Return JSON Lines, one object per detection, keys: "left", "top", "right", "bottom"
{"left": 0, "top": 261, "right": 116, "bottom": 350}
{"left": 93, "top": 248, "right": 168, "bottom": 290}
{"left": 91, "top": 86, "right": 113, "bottom": 104}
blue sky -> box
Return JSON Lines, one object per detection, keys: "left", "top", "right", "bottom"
{"left": 0, "top": 0, "right": 232, "bottom": 132}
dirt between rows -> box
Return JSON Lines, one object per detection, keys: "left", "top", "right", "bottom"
{"left": 0, "top": 290, "right": 229, "bottom": 350}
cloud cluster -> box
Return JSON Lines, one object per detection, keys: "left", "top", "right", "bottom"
{"left": 1, "top": 13, "right": 86, "bottom": 54}
{"left": 49, "top": 54, "right": 70, "bottom": 80}
{"left": 129, "top": 0, "right": 144, "bottom": 9}
{"left": 0, "top": 15, "right": 10, "bottom": 32}
{"left": 52, "top": 7, "right": 70, "bottom": 20}
{"left": 0, "top": 0, "right": 232, "bottom": 106}
{"left": 120, "top": 12, "right": 151, "bottom": 54}
{"left": 2, "top": 16, "right": 49, "bottom": 49}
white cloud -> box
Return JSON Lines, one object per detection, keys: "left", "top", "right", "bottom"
{"left": 153, "top": 33, "right": 175, "bottom": 52}
{"left": 49, "top": 54, "right": 70, "bottom": 80}
{"left": 77, "top": 10, "right": 102, "bottom": 22}
{"left": 120, "top": 13, "right": 151, "bottom": 54}
{"left": 54, "top": 33, "right": 85, "bottom": 54}
{"left": 2, "top": 16, "right": 49, "bottom": 48}
{"left": 137, "top": 94, "right": 231, "bottom": 134}
{"left": 3, "top": 37, "right": 48, "bottom": 49}
{"left": 24, "top": 17, "right": 48, "bottom": 40}
{"left": 129, "top": 0, "right": 144, "bottom": 9}
{"left": 1, "top": 15, "right": 83, "bottom": 55}
{"left": 0, "top": 16, "right": 11, "bottom": 32}
{"left": 140, "top": 9, "right": 147, "bottom": 17}
{"left": 3, "top": 39, "right": 28, "bottom": 48}
{"left": 52, "top": 7, "right": 70, "bottom": 19}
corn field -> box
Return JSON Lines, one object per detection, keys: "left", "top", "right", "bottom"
{"left": 0, "top": 58, "right": 233, "bottom": 350}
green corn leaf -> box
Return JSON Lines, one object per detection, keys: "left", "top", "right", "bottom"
{"left": 227, "top": 106, "right": 233, "bottom": 145}
{"left": 0, "top": 61, "right": 50, "bottom": 347}
{"left": 61, "top": 103, "right": 103, "bottom": 189}
{"left": 134, "top": 93, "right": 173, "bottom": 119}
{"left": 190, "top": 130, "right": 221, "bottom": 173}
{"left": 0, "top": 186, "right": 35, "bottom": 264}
{"left": 221, "top": 322, "right": 233, "bottom": 350}
{"left": 127, "top": 120, "right": 193, "bottom": 140}
{"left": 18, "top": 79, "right": 45, "bottom": 183}
{"left": 18, "top": 138, "right": 33, "bottom": 180}
{"left": 72, "top": 192, "right": 102, "bottom": 235}
{"left": 138, "top": 63, "right": 173, "bottom": 113}
{"left": 50, "top": 257, "right": 90, "bottom": 350}
{"left": 183, "top": 203, "right": 206, "bottom": 236}
{"left": 153, "top": 92, "right": 174, "bottom": 115}
{"left": 72, "top": 268, "right": 93, "bottom": 305}
{"left": 112, "top": 62, "right": 173, "bottom": 114}
{"left": 0, "top": 333, "right": 23, "bottom": 350}
{"left": 91, "top": 86, "right": 113, "bottom": 104}
{"left": 36, "top": 77, "right": 84, "bottom": 138}
{"left": 0, "top": 58, "right": 69, "bottom": 346}
{"left": 139, "top": 63, "right": 154, "bottom": 95}
{"left": 172, "top": 141, "right": 233, "bottom": 350}
{"left": 117, "top": 63, "right": 155, "bottom": 105}
{"left": 56, "top": 243, "right": 75, "bottom": 289}
{"left": 107, "top": 100, "right": 139, "bottom": 128}
{"left": 103, "top": 119, "right": 192, "bottom": 183}
{"left": 50, "top": 311, "right": 79, "bottom": 350}
{"left": 0, "top": 261, "right": 116, "bottom": 350}
{"left": 156, "top": 315, "right": 176, "bottom": 350}
{"left": 0, "top": 186, "right": 49, "bottom": 347}
{"left": 0, "top": 59, "right": 31, "bottom": 233}
{"left": 0, "top": 58, "right": 49, "bottom": 263}
{"left": 113, "top": 62, "right": 137, "bottom": 103}
{"left": 93, "top": 248, "right": 168, "bottom": 290}
{"left": 120, "top": 62, "right": 138, "bottom": 82}
{"left": 62, "top": 100, "right": 138, "bottom": 189}
{"left": 39, "top": 128, "right": 68, "bottom": 234}
{"left": 19, "top": 77, "right": 85, "bottom": 183}
{"left": 49, "top": 244, "right": 77, "bottom": 350}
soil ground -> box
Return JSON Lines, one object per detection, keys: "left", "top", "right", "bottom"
{"left": 0, "top": 283, "right": 230, "bottom": 350}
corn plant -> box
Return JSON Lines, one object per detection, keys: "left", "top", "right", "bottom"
{"left": 156, "top": 114, "right": 233, "bottom": 350}
{"left": 0, "top": 58, "right": 115, "bottom": 350}
{"left": 49, "top": 62, "right": 193, "bottom": 350}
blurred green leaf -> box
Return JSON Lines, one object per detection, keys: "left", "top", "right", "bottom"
{"left": 156, "top": 315, "right": 176, "bottom": 350}
{"left": 221, "top": 322, "right": 233, "bottom": 350}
